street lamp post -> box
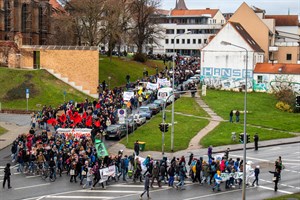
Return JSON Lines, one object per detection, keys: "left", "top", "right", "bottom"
{"left": 221, "top": 41, "right": 248, "bottom": 200}
{"left": 108, "top": 76, "right": 111, "bottom": 90}
{"left": 171, "top": 31, "right": 191, "bottom": 152}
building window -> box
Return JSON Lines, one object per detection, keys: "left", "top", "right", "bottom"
{"left": 4, "top": 0, "right": 11, "bottom": 32}
{"left": 165, "top": 39, "right": 169, "bottom": 44}
{"left": 176, "top": 39, "right": 179, "bottom": 44}
{"left": 166, "top": 29, "right": 174, "bottom": 34}
{"left": 257, "top": 75, "right": 263, "bottom": 83}
{"left": 204, "top": 39, "right": 207, "bottom": 44}
{"left": 171, "top": 39, "right": 174, "bottom": 44}
{"left": 193, "top": 39, "right": 196, "bottom": 44}
{"left": 286, "top": 54, "right": 292, "bottom": 60}
{"left": 198, "top": 39, "right": 201, "bottom": 44}
{"left": 182, "top": 39, "right": 185, "bottom": 44}
{"left": 177, "top": 29, "right": 185, "bottom": 34}
{"left": 187, "top": 39, "right": 190, "bottom": 44}
{"left": 21, "top": 4, "right": 28, "bottom": 33}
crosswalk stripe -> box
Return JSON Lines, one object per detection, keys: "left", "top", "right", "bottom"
{"left": 78, "top": 190, "right": 139, "bottom": 193}
{"left": 14, "top": 183, "right": 50, "bottom": 190}
{"left": 45, "top": 196, "right": 113, "bottom": 199}
{"left": 258, "top": 185, "right": 293, "bottom": 194}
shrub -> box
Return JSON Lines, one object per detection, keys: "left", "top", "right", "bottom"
{"left": 276, "top": 101, "right": 293, "bottom": 113}
{"left": 133, "top": 53, "right": 148, "bottom": 63}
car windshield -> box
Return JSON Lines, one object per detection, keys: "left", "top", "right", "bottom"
{"left": 140, "top": 108, "right": 149, "bottom": 112}
{"left": 107, "top": 125, "right": 118, "bottom": 131}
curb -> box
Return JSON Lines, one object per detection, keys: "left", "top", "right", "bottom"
{"left": 0, "top": 109, "right": 34, "bottom": 115}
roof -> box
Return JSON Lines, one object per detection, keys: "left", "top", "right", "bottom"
{"left": 49, "top": 0, "right": 66, "bottom": 13}
{"left": 229, "top": 22, "right": 264, "bottom": 52}
{"left": 155, "top": 9, "right": 170, "bottom": 16}
{"left": 265, "top": 15, "right": 299, "bottom": 26}
{"left": 171, "top": 8, "right": 219, "bottom": 17}
{"left": 254, "top": 63, "right": 300, "bottom": 74}
{"left": 175, "top": 0, "right": 188, "bottom": 10}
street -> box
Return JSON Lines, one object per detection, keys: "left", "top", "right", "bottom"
{"left": 1, "top": 143, "right": 299, "bottom": 200}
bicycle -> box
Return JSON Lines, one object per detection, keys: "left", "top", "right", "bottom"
{"left": 41, "top": 168, "right": 56, "bottom": 182}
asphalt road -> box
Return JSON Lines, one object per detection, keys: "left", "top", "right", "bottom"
{"left": 1, "top": 143, "right": 299, "bottom": 200}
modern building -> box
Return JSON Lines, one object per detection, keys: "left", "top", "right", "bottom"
{"left": 148, "top": 0, "right": 226, "bottom": 56}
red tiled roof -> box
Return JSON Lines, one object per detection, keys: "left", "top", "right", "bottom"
{"left": 171, "top": 9, "right": 219, "bottom": 17}
{"left": 254, "top": 63, "right": 300, "bottom": 74}
{"left": 156, "top": 9, "right": 170, "bottom": 16}
{"left": 265, "top": 15, "right": 299, "bottom": 26}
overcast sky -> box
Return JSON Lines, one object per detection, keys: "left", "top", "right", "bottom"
{"left": 160, "top": 0, "right": 300, "bottom": 16}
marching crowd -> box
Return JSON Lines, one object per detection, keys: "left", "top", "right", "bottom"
{"left": 2, "top": 56, "right": 285, "bottom": 198}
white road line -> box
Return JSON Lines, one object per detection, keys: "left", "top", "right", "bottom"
{"left": 0, "top": 174, "right": 3, "bottom": 177}
{"left": 230, "top": 154, "right": 271, "bottom": 162}
{"left": 22, "top": 190, "right": 83, "bottom": 200}
{"left": 258, "top": 185, "right": 293, "bottom": 194}
{"left": 0, "top": 180, "right": 3, "bottom": 183}
{"left": 79, "top": 190, "right": 139, "bottom": 193}
{"left": 14, "top": 183, "right": 50, "bottom": 190}
{"left": 14, "top": 172, "right": 21, "bottom": 175}
{"left": 283, "top": 163, "right": 300, "bottom": 165}
{"left": 45, "top": 196, "right": 113, "bottom": 199}
{"left": 183, "top": 189, "right": 246, "bottom": 200}
{"left": 26, "top": 175, "right": 41, "bottom": 178}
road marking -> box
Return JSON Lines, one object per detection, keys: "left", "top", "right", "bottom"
{"left": 14, "top": 172, "right": 21, "bottom": 175}
{"left": 108, "top": 184, "right": 170, "bottom": 188}
{"left": 260, "top": 179, "right": 300, "bottom": 190}
{"left": 26, "top": 175, "right": 41, "bottom": 178}
{"left": 183, "top": 188, "right": 248, "bottom": 200}
{"left": 14, "top": 183, "right": 50, "bottom": 190}
{"left": 258, "top": 185, "right": 293, "bottom": 194}
{"left": 230, "top": 154, "right": 270, "bottom": 162}
{"left": 79, "top": 190, "right": 139, "bottom": 193}
{"left": 284, "top": 169, "right": 300, "bottom": 173}
{"left": 45, "top": 196, "right": 113, "bottom": 199}
{"left": 283, "top": 162, "right": 300, "bottom": 165}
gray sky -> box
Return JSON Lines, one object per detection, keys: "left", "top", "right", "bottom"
{"left": 161, "top": 0, "right": 300, "bottom": 16}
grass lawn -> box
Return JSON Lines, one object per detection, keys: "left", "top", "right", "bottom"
{"left": 202, "top": 90, "right": 300, "bottom": 132}
{"left": 200, "top": 122, "right": 295, "bottom": 148}
{"left": 0, "top": 67, "right": 90, "bottom": 111}
{"left": 0, "top": 126, "right": 7, "bottom": 136}
{"left": 99, "top": 56, "right": 165, "bottom": 88}
{"left": 120, "top": 112, "right": 209, "bottom": 152}
{"left": 265, "top": 193, "right": 300, "bottom": 200}
{"left": 166, "top": 97, "right": 209, "bottom": 117}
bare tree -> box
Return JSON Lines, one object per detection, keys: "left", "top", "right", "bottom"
{"left": 129, "top": 0, "right": 162, "bottom": 54}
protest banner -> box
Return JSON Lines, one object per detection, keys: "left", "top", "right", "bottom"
{"left": 95, "top": 138, "right": 109, "bottom": 158}
{"left": 157, "top": 78, "right": 171, "bottom": 88}
{"left": 99, "top": 165, "right": 116, "bottom": 183}
{"left": 123, "top": 91, "right": 134, "bottom": 101}
{"left": 146, "top": 82, "right": 158, "bottom": 90}
{"left": 56, "top": 128, "right": 92, "bottom": 139}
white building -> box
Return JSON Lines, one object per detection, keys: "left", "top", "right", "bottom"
{"left": 200, "top": 21, "right": 265, "bottom": 91}
{"left": 148, "top": 0, "right": 226, "bottom": 56}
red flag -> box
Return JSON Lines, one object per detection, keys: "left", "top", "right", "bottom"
{"left": 60, "top": 114, "right": 67, "bottom": 123}
{"left": 94, "top": 119, "right": 100, "bottom": 127}
{"left": 82, "top": 112, "right": 87, "bottom": 119}
{"left": 74, "top": 114, "right": 82, "bottom": 124}
{"left": 47, "top": 118, "right": 58, "bottom": 126}
{"left": 86, "top": 116, "right": 92, "bottom": 127}
{"left": 67, "top": 109, "right": 74, "bottom": 121}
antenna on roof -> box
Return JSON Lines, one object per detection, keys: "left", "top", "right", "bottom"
{"left": 288, "top": 8, "right": 290, "bottom": 15}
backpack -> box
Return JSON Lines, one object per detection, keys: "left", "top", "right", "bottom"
{"left": 192, "top": 165, "right": 196, "bottom": 173}
{"left": 210, "top": 164, "right": 216, "bottom": 172}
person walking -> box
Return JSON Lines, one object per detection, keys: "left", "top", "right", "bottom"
{"left": 235, "top": 110, "right": 240, "bottom": 122}
{"left": 207, "top": 145, "right": 213, "bottom": 163}
{"left": 150, "top": 163, "right": 161, "bottom": 188}
{"left": 229, "top": 110, "right": 233, "bottom": 123}
{"left": 252, "top": 165, "right": 260, "bottom": 186}
{"left": 3, "top": 163, "right": 12, "bottom": 189}
{"left": 254, "top": 133, "right": 259, "bottom": 150}
{"left": 140, "top": 173, "right": 151, "bottom": 199}
{"left": 269, "top": 168, "right": 280, "bottom": 191}
{"left": 212, "top": 170, "right": 222, "bottom": 192}
{"left": 167, "top": 163, "right": 175, "bottom": 187}
{"left": 134, "top": 140, "right": 140, "bottom": 156}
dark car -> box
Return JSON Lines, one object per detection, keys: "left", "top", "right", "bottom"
{"left": 138, "top": 106, "right": 152, "bottom": 119}
{"left": 153, "top": 99, "right": 165, "bottom": 110}
{"left": 147, "top": 103, "right": 160, "bottom": 115}
{"left": 105, "top": 124, "right": 127, "bottom": 140}
{"left": 124, "top": 116, "right": 138, "bottom": 133}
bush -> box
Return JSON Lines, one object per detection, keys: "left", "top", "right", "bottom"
{"left": 276, "top": 101, "right": 293, "bottom": 113}
{"left": 133, "top": 53, "right": 148, "bottom": 63}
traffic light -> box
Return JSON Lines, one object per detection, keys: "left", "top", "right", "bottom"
{"left": 164, "top": 124, "right": 169, "bottom": 132}
{"left": 159, "top": 123, "right": 164, "bottom": 132}
{"left": 239, "top": 134, "right": 244, "bottom": 143}
{"left": 296, "top": 96, "right": 300, "bottom": 107}
{"left": 246, "top": 134, "right": 250, "bottom": 143}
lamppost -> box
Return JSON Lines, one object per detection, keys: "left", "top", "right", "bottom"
{"left": 221, "top": 41, "right": 248, "bottom": 200}
{"left": 171, "top": 31, "right": 191, "bottom": 152}
{"left": 108, "top": 76, "right": 111, "bottom": 90}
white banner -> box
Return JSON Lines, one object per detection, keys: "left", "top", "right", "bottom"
{"left": 56, "top": 128, "right": 92, "bottom": 139}
{"left": 135, "top": 156, "right": 147, "bottom": 172}
{"left": 123, "top": 91, "right": 134, "bottom": 101}
{"left": 157, "top": 78, "right": 171, "bottom": 88}
{"left": 146, "top": 82, "right": 158, "bottom": 90}
{"left": 99, "top": 165, "right": 116, "bottom": 183}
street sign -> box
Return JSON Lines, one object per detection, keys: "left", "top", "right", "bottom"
{"left": 26, "top": 88, "right": 29, "bottom": 99}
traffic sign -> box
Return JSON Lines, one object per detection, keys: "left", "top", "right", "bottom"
{"left": 26, "top": 88, "right": 29, "bottom": 99}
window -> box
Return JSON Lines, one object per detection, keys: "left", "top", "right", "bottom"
{"left": 171, "top": 39, "right": 174, "bottom": 44}
{"left": 4, "top": 0, "right": 11, "bottom": 32}
{"left": 177, "top": 29, "right": 185, "bottom": 34}
{"left": 182, "top": 39, "right": 185, "bottom": 44}
{"left": 193, "top": 39, "right": 196, "bottom": 44}
{"left": 257, "top": 76, "right": 263, "bottom": 83}
{"left": 286, "top": 54, "right": 292, "bottom": 60}
{"left": 176, "top": 39, "right": 179, "bottom": 44}
{"left": 198, "top": 39, "right": 201, "bottom": 44}
{"left": 166, "top": 29, "right": 174, "bottom": 34}
{"left": 165, "top": 39, "right": 169, "bottom": 44}
{"left": 187, "top": 39, "right": 190, "bottom": 44}
{"left": 204, "top": 39, "right": 207, "bottom": 44}
{"left": 21, "top": 4, "right": 28, "bottom": 32}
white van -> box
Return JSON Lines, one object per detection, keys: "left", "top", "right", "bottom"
{"left": 157, "top": 87, "right": 174, "bottom": 103}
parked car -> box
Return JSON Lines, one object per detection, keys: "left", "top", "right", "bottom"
{"left": 153, "top": 99, "right": 165, "bottom": 110}
{"left": 133, "top": 114, "right": 146, "bottom": 126}
{"left": 147, "top": 103, "right": 160, "bottom": 115}
{"left": 138, "top": 106, "right": 152, "bottom": 119}
{"left": 125, "top": 116, "right": 138, "bottom": 133}
{"left": 105, "top": 124, "right": 127, "bottom": 140}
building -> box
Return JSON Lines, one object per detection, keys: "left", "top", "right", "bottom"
{"left": 148, "top": 0, "right": 226, "bottom": 56}
{"left": 200, "top": 21, "right": 264, "bottom": 91}
{"left": 0, "top": 0, "right": 63, "bottom": 45}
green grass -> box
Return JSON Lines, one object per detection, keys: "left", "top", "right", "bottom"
{"left": 0, "top": 67, "right": 90, "bottom": 111}
{"left": 202, "top": 90, "right": 300, "bottom": 132}
{"left": 0, "top": 126, "right": 7, "bottom": 136}
{"left": 200, "top": 122, "right": 295, "bottom": 148}
{"left": 120, "top": 112, "right": 209, "bottom": 152}
{"left": 99, "top": 56, "right": 165, "bottom": 88}
{"left": 166, "top": 97, "right": 209, "bottom": 117}
{"left": 265, "top": 192, "right": 300, "bottom": 200}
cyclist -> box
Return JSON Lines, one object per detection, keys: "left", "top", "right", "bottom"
{"left": 49, "top": 157, "right": 56, "bottom": 180}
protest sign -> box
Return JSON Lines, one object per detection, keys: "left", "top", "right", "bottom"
{"left": 123, "top": 91, "right": 134, "bottom": 101}
{"left": 157, "top": 78, "right": 171, "bottom": 88}
{"left": 95, "top": 138, "right": 109, "bottom": 158}
{"left": 146, "top": 82, "right": 158, "bottom": 90}
{"left": 99, "top": 165, "right": 116, "bottom": 183}
{"left": 56, "top": 128, "right": 92, "bottom": 139}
